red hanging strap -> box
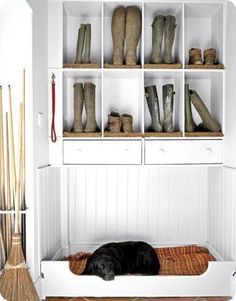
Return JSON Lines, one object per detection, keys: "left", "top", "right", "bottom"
{"left": 51, "top": 73, "right": 57, "bottom": 143}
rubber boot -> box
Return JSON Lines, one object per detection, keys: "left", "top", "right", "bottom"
{"left": 106, "top": 112, "right": 122, "bottom": 133}
{"left": 72, "top": 83, "right": 84, "bottom": 132}
{"left": 204, "top": 48, "right": 216, "bottom": 65}
{"left": 151, "top": 15, "right": 165, "bottom": 64}
{"left": 163, "top": 84, "right": 175, "bottom": 132}
{"left": 122, "top": 114, "right": 133, "bottom": 133}
{"left": 83, "top": 24, "right": 91, "bottom": 64}
{"left": 189, "top": 90, "right": 221, "bottom": 132}
{"left": 189, "top": 48, "right": 202, "bottom": 65}
{"left": 185, "top": 84, "right": 197, "bottom": 132}
{"left": 75, "top": 24, "right": 86, "bottom": 64}
{"left": 112, "top": 7, "right": 126, "bottom": 65}
{"left": 163, "top": 15, "right": 176, "bottom": 64}
{"left": 125, "top": 6, "right": 142, "bottom": 66}
{"left": 84, "top": 82, "right": 98, "bottom": 132}
{"left": 145, "top": 85, "right": 163, "bottom": 132}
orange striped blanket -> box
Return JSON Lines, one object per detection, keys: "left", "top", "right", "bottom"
{"left": 65, "top": 245, "right": 215, "bottom": 276}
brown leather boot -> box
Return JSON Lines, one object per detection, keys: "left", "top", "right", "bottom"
{"left": 106, "top": 112, "right": 122, "bottom": 132}
{"left": 204, "top": 48, "right": 216, "bottom": 65}
{"left": 189, "top": 48, "right": 202, "bottom": 65}
{"left": 122, "top": 114, "right": 133, "bottom": 133}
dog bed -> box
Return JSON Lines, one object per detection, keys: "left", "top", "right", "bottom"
{"left": 64, "top": 245, "right": 215, "bottom": 276}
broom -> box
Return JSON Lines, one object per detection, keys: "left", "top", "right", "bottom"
{"left": 0, "top": 85, "right": 6, "bottom": 264}
{"left": 0, "top": 103, "right": 40, "bottom": 301}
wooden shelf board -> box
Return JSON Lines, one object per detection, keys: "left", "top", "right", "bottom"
{"left": 185, "top": 64, "right": 224, "bottom": 69}
{"left": 104, "top": 131, "right": 143, "bottom": 137}
{"left": 144, "top": 131, "right": 183, "bottom": 137}
{"left": 184, "top": 132, "right": 224, "bottom": 137}
{"left": 104, "top": 64, "right": 141, "bottom": 69}
{"left": 63, "top": 63, "right": 101, "bottom": 69}
{"left": 144, "top": 63, "right": 182, "bottom": 69}
{"left": 63, "top": 132, "right": 102, "bottom": 137}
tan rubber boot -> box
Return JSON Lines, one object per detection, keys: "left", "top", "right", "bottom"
{"left": 185, "top": 84, "right": 197, "bottom": 132}
{"left": 122, "top": 114, "right": 133, "bottom": 133}
{"left": 125, "top": 6, "right": 142, "bottom": 66}
{"left": 112, "top": 7, "right": 126, "bottom": 65}
{"left": 163, "top": 15, "right": 176, "bottom": 64}
{"left": 75, "top": 24, "right": 85, "bottom": 64}
{"left": 72, "top": 83, "right": 84, "bottom": 132}
{"left": 189, "top": 90, "right": 221, "bottom": 132}
{"left": 151, "top": 15, "right": 165, "bottom": 64}
{"left": 106, "top": 112, "right": 122, "bottom": 133}
{"left": 189, "top": 48, "right": 202, "bottom": 64}
{"left": 204, "top": 48, "right": 216, "bottom": 65}
{"left": 84, "top": 82, "right": 98, "bottom": 132}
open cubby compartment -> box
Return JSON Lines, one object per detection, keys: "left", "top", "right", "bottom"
{"left": 103, "top": 2, "right": 143, "bottom": 67}
{"left": 184, "top": 71, "right": 223, "bottom": 137}
{"left": 144, "top": 71, "right": 184, "bottom": 136}
{"left": 63, "top": 1, "right": 102, "bottom": 66}
{"left": 103, "top": 70, "right": 143, "bottom": 135}
{"left": 144, "top": 2, "right": 183, "bottom": 67}
{"left": 184, "top": 3, "right": 224, "bottom": 67}
{"left": 63, "top": 70, "right": 102, "bottom": 135}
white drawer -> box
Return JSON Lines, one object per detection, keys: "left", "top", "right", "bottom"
{"left": 64, "top": 140, "right": 142, "bottom": 164}
{"left": 145, "top": 140, "right": 223, "bottom": 164}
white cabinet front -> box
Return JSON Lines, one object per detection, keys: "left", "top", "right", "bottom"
{"left": 145, "top": 140, "right": 223, "bottom": 164}
{"left": 64, "top": 140, "right": 142, "bottom": 164}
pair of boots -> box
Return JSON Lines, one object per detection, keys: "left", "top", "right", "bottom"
{"left": 73, "top": 82, "right": 98, "bottom": 133}
{"left": 112, "top": 6, "right": 141, "bottom": 66}
{"left": 151, "top": 15, "right": 176, "bottom": 64}
{"left": 189, "top": 48, "right": 216, "bottom": 65}
{"left": 145, "top": 84, "right": 175, "bottom": 132}
{"left": 185, "top": 84, "right": 221, "bottom": 132}
{"left": 75, "top": 24, "right": 91, "bottom": 64}
{"left": 106, "top": 112, "right": 133, "bottom": 133}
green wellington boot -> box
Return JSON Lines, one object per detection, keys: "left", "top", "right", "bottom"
{"left": 125, "top": 6, "right": 142, "bottom": 66}
{"left": 75, "top": 24, "right": 86, "bottom": 64}
{"left": 151, "top": 15, "right": 165, "bottom": 64}
{"left": 84, "top": 82, "right": 98, "bottom": 132}
{"left": 112, "top": 6, "right": 126, "bottom": 65}
{"left": 72, "top": 83, "right": 84, "bottom": 132}
{"left": 163, "top": 15, "right": 176, "bottom": 64}
{"left": 185, "top": 84, "right": 197, "bottom": 132}
{"left": 189, "top": 90, "right": 221, "bottom": 132}
{"left": 145, "top": 85, "right": 163, "bottom": 132}
{"left": 163, "top": 84, "right": 175, "bottom": 132}
{"left": 83, "top": 24, "right": 91, "bottom": 64}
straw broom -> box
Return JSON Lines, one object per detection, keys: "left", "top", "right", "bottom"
{"left": 0, "top": 86, "right": 6, "bottom": 264}
{"left": 0, "top": 103, "right": 40, "bottom": 301}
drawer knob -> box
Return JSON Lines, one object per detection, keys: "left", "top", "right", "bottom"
{"left": 206, "top": 147, "right": 213, "bottom": 155}
{"left": 77, "top": 148, "right": 83, "bottom": 152}
{"left": 124, "top": 148, "right": 129, "bottom": 152}
{"left": 158, "top": 148, "right": 165, "bottom": 154}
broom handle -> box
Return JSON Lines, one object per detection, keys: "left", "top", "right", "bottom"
{"left": 6, "top": 113, "right": 12, "bottom": 254}
{"left": 15, "top": 104, "right": 23, "bottom": 234}
{"left": 22, "top": 69, "right": 25, "bottom": 209}
{"left": 8, "top": 85, "right": 16, "bottom": 206}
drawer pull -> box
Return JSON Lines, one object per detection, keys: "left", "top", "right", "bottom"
{"left": 124, "top": 148, "right": 129, "bottom": 152}
{"left": 158, "top": 148, "right": 165, "bottom": 154}
{"left": 206, "top": 147, "right": 213, "bottom": 155}
{"left": 76, "top": 148, "right": 83, "bottom": 152}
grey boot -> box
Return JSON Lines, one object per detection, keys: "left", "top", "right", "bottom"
{"left": 145, "top": 85, "right": 163, "bottom": 132}
{"left": 75, "top": 24, "right": 86, "bottom": 64}
{"left": 125, "top": 6, "right": 142, "bottom": 66}
{"left": 185, "top": 84, "right": 197, "bottom": 132}
{"left": 151, "top": 15, "right": 165, "bottom": 64}
{"left": 112, "top": 7, "right": 126, "bottom": 65}
{"left": 83, "top": 24, "right": 91, "bottom": 64}
{"left": 163, "top": 15, "right": 176, "bottom": 64}
{"left": 84, "top": 82, "right": 98, "bottom": 132}
{"left": 72, "top": 83, "right": 84, "bottom": 132}
{"left": 163, "top": 84, "right": 175, "bottom": 132}
{"left": 189, "top": 90, "right": 221, "bottom": 132}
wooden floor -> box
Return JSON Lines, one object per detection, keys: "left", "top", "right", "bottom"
{"left": 46, "top": 297, "right": 231, "bottom": 301}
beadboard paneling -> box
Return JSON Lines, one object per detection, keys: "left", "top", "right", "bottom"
{"left": 208, "top": 167, "right": 236, "bottom": 261}
{"left": 38, "top": 167, "right": 61, "bottom": 260}
{"left": 67, "top": 166, "right": 208, "bottom": 248}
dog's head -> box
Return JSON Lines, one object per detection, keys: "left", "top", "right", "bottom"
{"left": 87, "top": 255, "right": 119, "bottom": 281}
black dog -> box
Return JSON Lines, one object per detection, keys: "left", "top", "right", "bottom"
{"left": 83, "top": 241, "right": 160, "bottom": 281}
